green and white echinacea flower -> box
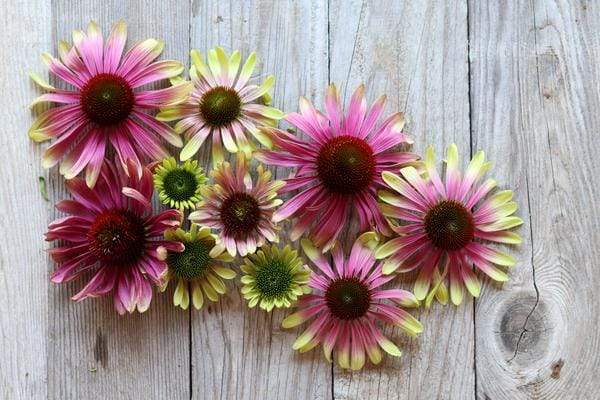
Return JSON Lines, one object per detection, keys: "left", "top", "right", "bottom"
{"left": 153, "top": 157, "right": 206, "bottom": 211}
{"left": 240, "top": 244, "right": 311, "bottom": 311}
{"left": 157, "top": 224, "right": 236, "bottom": 310}
{"left": 157, "top": 47, "right": 284, "bottom": 166}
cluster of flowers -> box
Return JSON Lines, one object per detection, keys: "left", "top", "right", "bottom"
{"left": 32, "top": 21, "right": 522, "bottom": 370}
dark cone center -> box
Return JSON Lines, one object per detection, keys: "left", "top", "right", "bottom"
{"left": 316, "top": 135, "right": 375, "bottom": 194}
{"left": 88, "top": 209, "right": 146, "bottom": 265}
{"left": 220, "top": 192, "right": 261, "bottom": 238}
{"left": 424, "top": 200, "right": 475, "bottom": 251}
{"left": 81, "top": 73, "right": 134, "bottom": 126}
{"left": 325, "top": 277, "right": 371, "bottom": 320}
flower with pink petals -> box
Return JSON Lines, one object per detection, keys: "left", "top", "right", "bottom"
{"left": 46, "top": 159, "right": 183, "bottom": 314}
{"left": 29, "top": 20, "right": 192, "bottom": 187}
{"left": 255, "top": 84, "right": 419, "bottom": 251}
{"left": 157, "top": 47, "right": 283, "bottom": 166}
{"left": 188, "top": 154, "right": 285, "bottom": 257}
{"left": 282, "top": 232, "right": 422, "bottom": 370}
{"left": 375, "top": 144, "right": 523, "bottom": 306}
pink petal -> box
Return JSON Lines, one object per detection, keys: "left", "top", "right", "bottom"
{"left": 274, "top": 185, "right": 323, "bottom": 222}
{"left": 72, "top": 267, "right": 117, "bottom": 301}
{"left": 344, "top": 85, "right": 367, "bottom": 136}
{"left": 104, "top": 20, "right": 127, "bottom": 73}
{"left": 357, "top": 95, "right": 386, "bottom": 139}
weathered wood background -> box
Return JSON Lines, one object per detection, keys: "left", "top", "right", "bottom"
{"left": 1, "top": 0, "right": 599, "bottom": 399}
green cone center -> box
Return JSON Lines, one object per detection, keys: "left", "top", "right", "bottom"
{"left": 254, "top": 260, "right": 293, "bottom": 299}
{"left": 163, "top": 168, "right": 198, "bottom": 201}
{"left": 167, "top": 239, "right": 213, "bottom": 280}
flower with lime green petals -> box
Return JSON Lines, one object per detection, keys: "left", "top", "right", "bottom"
{"left": 157, "top": 224, "right": 236, "bottom": 310}
{"left": 376, "top": 144, "right": 523, "bottom": 307}
{"left": 157, "top": 47, "right": 283, "bottom": 166}
{"left": 153, "top": 157, "right": 206, "bottom": 211}
{"left": 240, "top": 244, "right": 311, "bottom": 311}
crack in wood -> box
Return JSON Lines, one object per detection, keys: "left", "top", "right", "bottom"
{"left": 507, "top": 175, "right": 540, "bottom": 364}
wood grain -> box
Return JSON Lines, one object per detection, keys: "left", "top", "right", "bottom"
{"left": 3, "top": 0, "right": 600, "bottom": 399}
{"left": 0, "top": 0, "right": 51, "bottom": 398}
{"left": 46, "top": 2, "right": 191, "bottom": 399}
{"left": 188, "top": 1, "right": 332, "bottom": 399}
{"left": 328, "top": 1, "right": 474, "bottom": 398}
{"left": 470, "top": 0, "right": 600, "bottom": 399}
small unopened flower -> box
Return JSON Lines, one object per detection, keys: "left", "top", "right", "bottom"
{"left": 157, "top": 47, "right": 283, "bottom": 166}
{"left": 189, "top": 154, "right": 285, "bottom": 257}
{"left": 256, "top": 84, "right": 419, "bottom": 251}
{"left": 157, "top": 224, "right": 235, "bottom": 310}
{"left": 29, "top": 20, "right": 192, "bottom": 187}
{"left": 376, "top": 144, "right": 523, "bottom": 306}
{"left": 240, "top": 244, "right": 311, "bottom": 311}
{"left": 46, "top": 159, "right": 182, "bottom": 314}
{"left": 282, "top": 233, "right": 422, "bottom": 370}
{"left": 153, "top": 157, "right": 206, "bottom": 211}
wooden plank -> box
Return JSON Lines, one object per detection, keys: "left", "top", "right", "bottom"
{"left": 470, "top": 0, "right": 600, "bottom": 398}
{"left": 328, "top": 1, "right": 474, "bottom": 399}
{"left": 46, "top": 2, "right": 191, "bottom": 399}
{"left": 0, "top": 0, "right": 51, "bottom": 399}
{"left": 188, "top": 1, "right": 333, "bottom": 399}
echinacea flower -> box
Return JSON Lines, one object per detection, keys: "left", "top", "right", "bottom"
{"left": 157, "top": 224, "right": 235, "bottom": 310}
{"left": 153, "top": 157, "right": 206, "bottom": 211}
{"left": 46, "top": 159, "right": 182, "bottom": 314}
{"left": 255, "top": 84, "right": 419, "bottom": 251}
{"left": 29, "top": 20, "right": 192, "bottom": 187}
{"left": 282, "top": 232, "right": 422, "bottom": 370}
{"left": 375, "top": 144, "right": 523, "bottom": 306}
{"left": 240, "top": 244, "right": 311, "bottom": 311}
{"left": 189, "top": 154, "right": 284, "bottom": 257}
{"left": 157, "top": 47, "right": 283, "bottom": 165}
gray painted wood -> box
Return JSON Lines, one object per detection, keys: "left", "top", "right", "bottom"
{"left": 469, "top": 1, "right": 600, "bottom": 399}
{"left": 328, "top": 1, "right": 474, "bottom": 399}
{"left": 46, "top": 2, "right": 191, "bottom": 399}
{"left": 188, "top": 1, "right": 332, "bottom": 399}
{"left": 2, "top": 0, "right": 600, "bottom": 399}
{"left": 0, "top": 0, "right": 51, "bottom": 399}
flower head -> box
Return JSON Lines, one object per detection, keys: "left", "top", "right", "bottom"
{"left": 153, "top": 157, "right": 206, "bottom": 211}
{"left": 240, "top": 244, "right": 311, "bottom": 311}
{"left": 46, "top": 159, "right": 182, "bottom": 314}
{"left": 157, "top": 224, "right": 235, "bottom": 310}
{"left": 256, "top": 84, "right": 419, "bottom": 251}
{"left": 189, "top": 154, "right": 285, "bottom": 257}
{"left": 157, "top": 47, "right": 283, "bottom": 166}
{"left": 29, "top": 20, "right": 192, "bottom": 187}
{"left": 376, "top": 144, "right": 523, "bottom": 306}
{"left": 282, "top": 233, "right": 422, "bottom": 370}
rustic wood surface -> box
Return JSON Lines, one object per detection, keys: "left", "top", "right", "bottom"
{"left": 1, "top": 1, "right": 598, "bottom": 399}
